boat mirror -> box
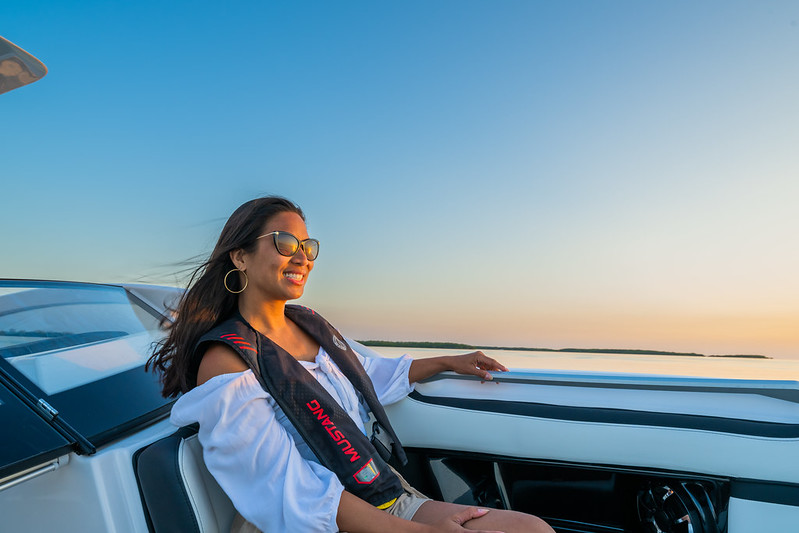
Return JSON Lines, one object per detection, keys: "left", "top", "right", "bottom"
{"left": 0, "top": 35, "right": 47, "bottom": 95}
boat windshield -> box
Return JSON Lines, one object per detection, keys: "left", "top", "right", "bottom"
{"left": 0, "top": 282, "right": 163, "bottom": 394}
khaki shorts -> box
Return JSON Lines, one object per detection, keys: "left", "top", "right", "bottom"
{"left": 229, "top": 466, "right": 430, "bottom": 532}
{"left": 382, "top": 465, "right": 431, "bottom": 520}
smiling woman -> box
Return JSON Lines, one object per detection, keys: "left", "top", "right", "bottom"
{"left": 146, "top": 196, "right": 553, "bottom": 533}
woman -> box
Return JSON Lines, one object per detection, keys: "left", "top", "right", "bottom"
{"left": 149, "top": 197, "right": 553, "bottom": 533}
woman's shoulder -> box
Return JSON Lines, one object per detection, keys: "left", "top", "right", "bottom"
{"left": 170, "top": 367, "right": 263, "bottom": 428}
{"left": 197, "top": 342, "right": 250, "bottom": 386}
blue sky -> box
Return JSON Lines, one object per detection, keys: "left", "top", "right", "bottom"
{"left": 3, "top": 1, "right": 798, "bottom": 358}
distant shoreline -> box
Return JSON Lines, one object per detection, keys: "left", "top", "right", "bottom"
{"left": 357, "top": 340, "right": 770, "bottom": 359}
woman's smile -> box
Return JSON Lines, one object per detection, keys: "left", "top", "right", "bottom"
{"left": 283, "top": 270, "right": 306, "bottom": 284}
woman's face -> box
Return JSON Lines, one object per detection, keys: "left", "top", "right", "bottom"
{"left": 234, "top": 211, "right": 314, "bottom": 303}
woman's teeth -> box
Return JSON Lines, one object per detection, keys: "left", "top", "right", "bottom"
{"left": 284, "top": 272, "right": 303, "bottom": 281}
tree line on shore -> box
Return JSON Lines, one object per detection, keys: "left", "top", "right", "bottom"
{"left": 358, "top": 340, "right": 769, "bottom": 359}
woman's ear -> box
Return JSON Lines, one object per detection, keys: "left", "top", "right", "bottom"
{"left": 229, "top": 248, "right": 246, "bottom": 271}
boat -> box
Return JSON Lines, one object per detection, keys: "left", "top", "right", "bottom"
{"left": 1, "top": 278, "right": 797, "bottom": 532}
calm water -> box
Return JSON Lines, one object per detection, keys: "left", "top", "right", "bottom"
{"left": 371, "top": 346, "right": 799, "bottom": 381}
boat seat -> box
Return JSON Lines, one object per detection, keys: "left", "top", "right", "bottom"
{"left": 135, "top": 425, "right": 236, "bottom": 533}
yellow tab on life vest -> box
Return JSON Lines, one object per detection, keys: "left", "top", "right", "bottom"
{"left": 376, "top": 497, "right": 398, "bottom": 510}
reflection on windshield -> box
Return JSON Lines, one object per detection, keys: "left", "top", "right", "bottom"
{"left": 0, "top": 284, "right": 163, "bottom": 394}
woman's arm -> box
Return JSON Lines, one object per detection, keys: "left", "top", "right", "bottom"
{"left": 354, "top": 349, "right": 415, "bottom": 405}
{"left": 407, "top": 351, "right": 509, "bottom": 385}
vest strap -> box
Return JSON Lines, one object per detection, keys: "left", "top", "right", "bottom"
{"left": 196, "top": 307, "right": 406, "bottom": 507}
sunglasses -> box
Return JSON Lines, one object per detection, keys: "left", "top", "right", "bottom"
{"left": 257, "top": 231, "right": 320, "bottom": 261}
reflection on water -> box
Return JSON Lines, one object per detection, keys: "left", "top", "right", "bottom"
{"left": 374, "top": 346, "right": 799, "bottom": 381}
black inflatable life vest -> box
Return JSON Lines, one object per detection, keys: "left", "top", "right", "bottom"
{"left": 196, "top": 305, "right": 407, "bottom": 508}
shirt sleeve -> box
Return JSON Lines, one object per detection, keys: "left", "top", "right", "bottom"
{"left": 170, "top": 371, "right": 343, "bottom": 533}
{"left": 350, "top": 345, "right": 415, "bottom": 406}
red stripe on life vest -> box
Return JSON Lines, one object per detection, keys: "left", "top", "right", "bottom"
{"left": 218, "top": 334, "right": 256, "bottom": 352}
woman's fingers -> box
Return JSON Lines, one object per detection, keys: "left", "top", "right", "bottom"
{"left": 474, "top": 352, "right": 509, "bottom": 372}
{"left": 453, "top": 506, "right": 489, "bottom": 525}
{"left": 441, "top": 507, "right": 504, "bottom": 532}
{"left": 451, "top": 352, "right": 508, "bottom": 380}
{"left": 451, "top": 353, "right": 486, "bottom": 378}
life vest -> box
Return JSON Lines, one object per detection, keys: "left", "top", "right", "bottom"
{"left": 196, "top": 305, "right": 407, "bottom": 508}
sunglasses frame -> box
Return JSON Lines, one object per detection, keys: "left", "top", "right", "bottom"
{"left": 256, "top": 231, "right": 319, "bottom": 261}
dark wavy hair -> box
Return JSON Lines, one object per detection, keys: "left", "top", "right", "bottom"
{"left": 147, "top": 197, "right": 305, "bottom": 397}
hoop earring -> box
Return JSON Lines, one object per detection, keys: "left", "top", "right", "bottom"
{"left": 224, "top": 268, "right": 248, "bottom": 294}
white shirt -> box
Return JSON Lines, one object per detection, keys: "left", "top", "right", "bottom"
{"left": 170, "top": 346, "right": 414, "bottom": 532}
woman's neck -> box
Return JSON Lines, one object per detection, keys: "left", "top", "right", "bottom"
{"left": 237, "top": 297, "right": 318, "bottom": 360}
{"left": 237, "top": 298, "right": 288, "bottom": 335}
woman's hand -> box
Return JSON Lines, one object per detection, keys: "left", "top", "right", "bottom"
{"left": 427, "top": 507, "right": 503, "bottom": 533}
{"left": 408, "top": 352, "right": 509, "bottom": 384}
{"left": 445, "top": 351, "right": 509, "bottom": 381}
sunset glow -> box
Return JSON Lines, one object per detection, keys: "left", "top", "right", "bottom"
{"left": 2, "top": 1, "right": 798, "bottom": 362}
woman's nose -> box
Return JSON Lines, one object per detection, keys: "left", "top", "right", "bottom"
{"left": 290, "top": 248, "right": 309, "bottom": 264}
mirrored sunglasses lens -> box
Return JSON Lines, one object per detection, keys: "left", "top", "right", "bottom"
{"left": 303, "top": 240, "right": 319, "bottom": 260}
{"left": 273, "top": 233, "right": 299, "bottom": 256}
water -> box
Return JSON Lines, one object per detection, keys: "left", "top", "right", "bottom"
{"left": 370, "top": 345, "right": 799, "bottom": 381}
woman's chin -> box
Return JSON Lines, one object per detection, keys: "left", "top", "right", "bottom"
{"left": 283, "top": 285, "right": 305, "bottom": 300}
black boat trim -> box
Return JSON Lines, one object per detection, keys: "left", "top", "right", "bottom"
{"left": 408, "top": 390, "right": 799, "bottom": 438}
{"left": 731, "top": 478, "right": 799, "bottom": 506}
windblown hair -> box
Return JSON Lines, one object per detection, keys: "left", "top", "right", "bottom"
{"left": 147, "top": 197, "right": 305, "bottom": 397}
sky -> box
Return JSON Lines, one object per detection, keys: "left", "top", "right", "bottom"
{"left": 2, "top": 1, "right": 798, "bottom": 359}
